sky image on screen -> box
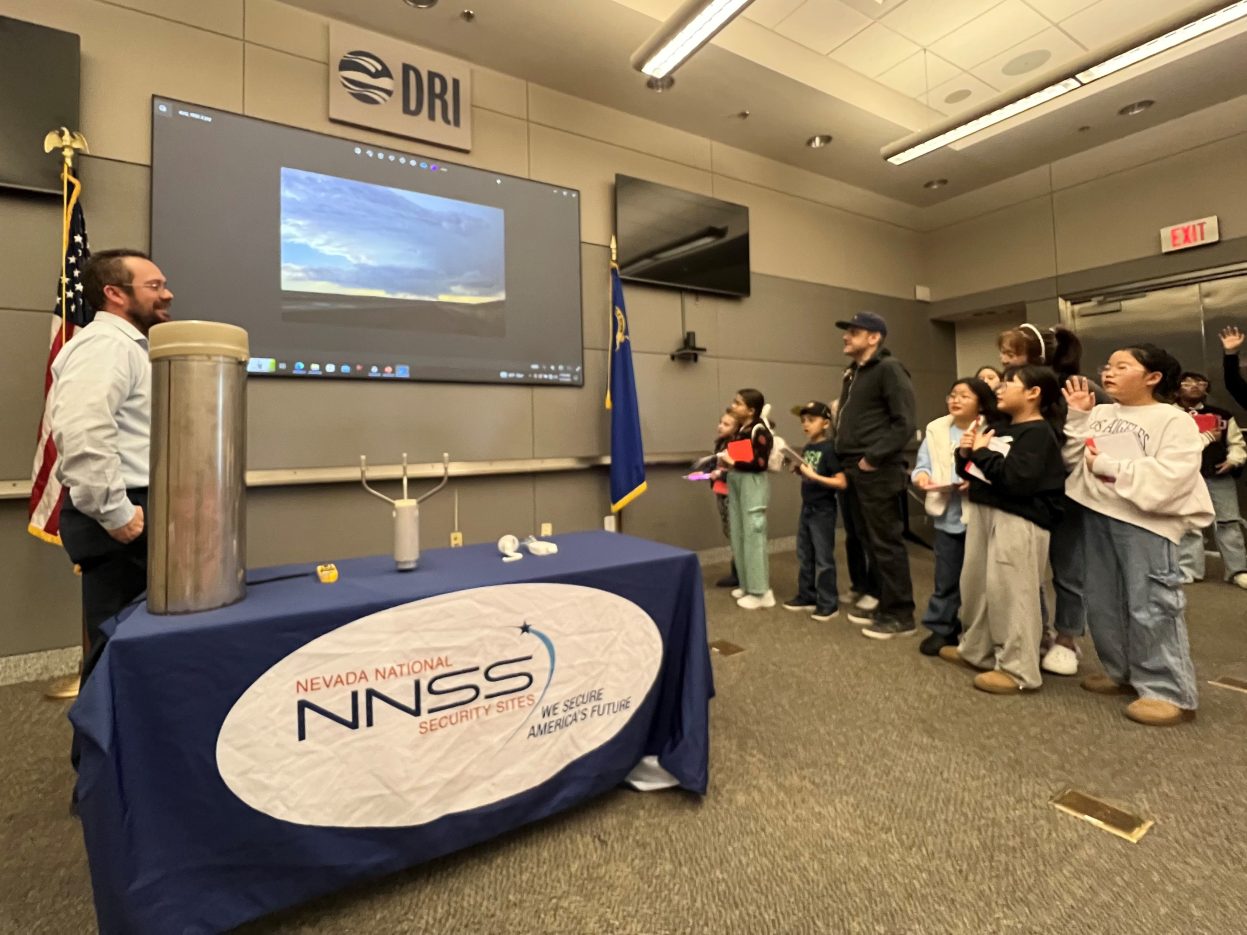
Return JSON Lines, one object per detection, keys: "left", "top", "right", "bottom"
{"left": 280, "top": 167, "right": 505, "bottom": 305}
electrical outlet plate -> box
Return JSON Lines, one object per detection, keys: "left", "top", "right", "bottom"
{"left": 450, "top": 531, "right": 463, "bottom": 548}
{"left": 540, "top": 522, "right": 553, "bottom": 537}
{"left": 603, "top": 515, "right": 617, "bottom": 532}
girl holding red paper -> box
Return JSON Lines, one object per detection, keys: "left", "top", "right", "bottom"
{"left": 708, "top": 409, "right": 742, "bottom": 588}
{"left": 719, "top": 389, "right": 774, "bottom": 610}
{"left": 1062, "top": 344, "right": 1214, "bottom": 727}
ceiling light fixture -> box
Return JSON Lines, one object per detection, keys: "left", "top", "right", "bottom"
{"left": 403, "top": 0, "right": 438, "bottom": 8}
{"left": 1076, "top": 0, "right": 1247, "bottom": 83}
{"left": 646, "top": 75, "right": 675, "bottom": 92}
{"left": 923, "top": 179, "right": 948, "bottom": 189}
{"left": 631, "top": 0, "right": 756, "bottom": 80}
{"left": 806, "top": 134, "right": 833, "bottom": 148}
{"left": 881, "top": 0, "right": 1247, "bottom": 166}
{"left": 1118, "top": 99, "right": 1154, "bottom": 116}
{"left": 886, "top": 79, "right": 1079, "bottom": 166}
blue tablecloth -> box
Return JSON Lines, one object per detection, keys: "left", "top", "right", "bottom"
{"left": 70, "top": 531, "right": 712, "bottom": 934}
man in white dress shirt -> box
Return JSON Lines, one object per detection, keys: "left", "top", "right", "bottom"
{"left": 49, "top": 249, "right": 173, "bottom": 676}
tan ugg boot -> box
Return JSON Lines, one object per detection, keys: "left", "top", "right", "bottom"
{"left": 1080, "top": 673, "right": 1136, "bottom": 695}
{"left": 974, "top": 670, "right": 1023, "bottom": 694}
{"left": 1125, "top": 698, "right": 1196, "bottom": 726}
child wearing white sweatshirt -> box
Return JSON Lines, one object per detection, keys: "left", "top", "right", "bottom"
{"left": 1062, "top": 344, "right": 1214, "bottom": 727}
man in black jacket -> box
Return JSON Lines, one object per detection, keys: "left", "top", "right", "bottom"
{"left": 834, "top": 312, "right": 918, "bottom": 639}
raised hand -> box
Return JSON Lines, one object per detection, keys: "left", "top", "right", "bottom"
{"left": 958, "top": 425, "right": 977, "bottom": 450}
{"left": 1063, "top": 375, "right": 1095, "bottom": 412}
{"left": 971, "top": 428, "right": 995, "bottom": 451}
{"left": 1220, "top": 326, "right": 1244, "bottom": 353}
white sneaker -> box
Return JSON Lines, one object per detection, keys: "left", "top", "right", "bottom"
{"left": 855, "top": 594, "right": 879, "bottom": 612}
{"left": 731, "top": 588, "right": 744, "bottom": 599}
{"left": 737, "top": 590, "right": 776, "bottom": 610}
{"left": 1041, "top": 643, "right": 1079, "bottom": 676}
{"left": 1233, "top": 572, "right": 1247, "bottom": 591}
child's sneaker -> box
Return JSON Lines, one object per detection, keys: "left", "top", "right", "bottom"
{"left": 854, "top": 594, "right": 879, "bottom": 612}
{"left": 783, "top": 598, "right": 816, "bottom": 612}
{"left": 737, "top": 590, "right": 776, "bottom": 610}
{"left": 810, "top": 608, "right": 839, "bottom": 622}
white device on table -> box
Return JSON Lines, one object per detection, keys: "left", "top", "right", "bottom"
{"left": 498, "top": 535, "right": 523, "bottom": 562}
{"left": 523, "top": 536, "right": 558, "bottom": 556}
{"left": 360, "top": 451, "right": 450, "bottom": 571}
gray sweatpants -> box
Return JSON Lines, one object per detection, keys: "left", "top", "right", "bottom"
{"left": 1084, "top": 511, "right": 1198, "bottom": 710}
{"left": 958, "top": 502, "right": 1050, "bottom": 690}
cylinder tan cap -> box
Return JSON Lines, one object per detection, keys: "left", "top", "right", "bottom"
{"left": 149, "top": 320, "right": 249, "bottom": 362}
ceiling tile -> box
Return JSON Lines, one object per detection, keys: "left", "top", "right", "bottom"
{"left": 880, "top": 0, "right": 1002, "bottom": 47}
{"left": 1019, "top": 0, "right": 1099, "bottom": 21}
{"left": 1060, "top": 0, "right": 1185, "bottom": 50}
{"left": 742, "top": 0, "right": 806, "bottom": 29}
{"left": 926, "top": 72, "right": 1005, "bottom": 115}
{"left": 876, "top": 50, "right": 961, "bottom": 98}
{"left": 836, "top": 0, "right": 909, "bottom": 18}
{"left": 828, "top": 22, "right": 919, "bottom": 77}
{"left": 930, "top": 0, "right": 1050, "bottom": 70}
{"left": 773, "top": 0, "right": 873, "bottom": 54}
{"left": 971, "top": 26, "right": 1087, "bottom": 90}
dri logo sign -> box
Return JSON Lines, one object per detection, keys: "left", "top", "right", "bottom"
{"left": 329, "top": 25, "right": 472, "bottom": 152}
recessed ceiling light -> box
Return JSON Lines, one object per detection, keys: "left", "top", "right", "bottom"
{"left": 1118, "top": 100, "right": 1154, "bottom": 117}
{"left": 460, "top": 9, "right": 475, "bottom": 21}
{"left": 1077, "top": 124, "right": 1092, "bottom": 132}
{"left": 1002, "top": 49, "right": 1052, "bottom": 76}
{"left": 403, "top": 0, "right": 438, "bottom": 8}
{"left": 646, "top": 75, "right": 675, "bottom": 92}
{"left": 943, "top": 89, "right": 972, "bottom": 105}
{"left": 923, "top": 178, "right": 948, "bottom": 189}
{"left": 736, "top": 110, "right": 751, "bottom": 119}
{"left": 806, "top": 134, "right": 833, "bottom": 148}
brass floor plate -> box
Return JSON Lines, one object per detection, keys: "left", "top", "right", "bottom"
{"left": 1209, "top": 675, "right": 1247, "bottom": 694}
{"left": 1051, "top": 788, "right": 1153, "bottom": 843}
{"left": 709, "top": 640, "right": 744, "bottom": 657}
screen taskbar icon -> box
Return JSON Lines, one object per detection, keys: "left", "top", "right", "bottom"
{"left": 258, "top": 360, "right": 412, "bottom": 378}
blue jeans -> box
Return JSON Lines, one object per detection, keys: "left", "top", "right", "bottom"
{"left": 795, "top": 501, "right": 839, "bottom": 614}
{"left": 1050, "top": 497, "right": 1088, "bottom": 638}
{"left": 1177, "top": 475, "right": 1247, "bottom": 581}
{"left": 1083, "top": 511, "right": 1199, "bottom": 710}
{"left": 922, "top": 529, "right": 964, "bottom": 637}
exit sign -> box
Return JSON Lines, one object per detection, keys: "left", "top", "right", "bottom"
{"left": 1160, "top": 216, "right": 1219, "bottom": 253}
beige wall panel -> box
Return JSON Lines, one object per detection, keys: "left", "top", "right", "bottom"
{"left": 1052, "top": 134, "right": 1247, "bottom": 276}
{"left": 533, "top": 350, "right": 608, "bottom": 459}
{"left": 533, "top": 471, "right": 610, "bottom": 537}
{"left": 715, "top": 358, "right": 843, "bottom": 440}
{"left": 245, "top": 474, "right": 536, "bottom": 567}
{"left": 2, "top": 0, "right": 243, "bottom": 165}
{"left": 0, "top": 309, "right": 54, "bottom": 479}
{"left": 246, "top": 378, "right": 535, "bottom": 470}
{"left": 632, "top": 350, "right": 725, "bottom": 454}
{"left": 528, "top": 125, "right": 713, "bottom": 247}
{"left": 909, "top": 366, "right": 959, "bottom": 433}
{"left": 0, "top": 502, "right": 80, "bottom": 655}
{"left": 710, "top": 143, "right": 922, "bottom": 230}
{"left": 709, "top": 275, "right": 841, "bottom": 367}
{"left": 924, "top": 197, "right": 1056, "bottom": 301}
{"left": 954, "top": 311, "right": 1024, "bottom": 376}
{"left": 245, "top": 0, "right": 328, "bottom": 61}
{"left": 581, "top": 244, "right": 611, "bottom": 351}
{"left": 528, "top": 86, "right": 711, "bottom": 172}
{"left": 77, "top": 157, "right": 150, "bottom": 254}
{"left": 619, "top": 466, "right": 734, "bottom": 551}
{"left": 107, "top": 0, "right": 243, "bottom": 36}
{"left": 0, "top": 195, "right": 61, "bottom": 312}
{"left": 620, "top": 282, "right": 685, "bottom": 355}
{"left": 712, "top": 177, "right": 922, "bottom": 299}
{"left": 242, "top": 46, "right": 528, "bottom": 177}
{"left": 472, "top": 67, "right": 528, "bottom": 120}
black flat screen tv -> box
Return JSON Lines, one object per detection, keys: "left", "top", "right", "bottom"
{"left": 0, "top": 17, "right": 80, "bottom": 195}
{"left": 150, "top": 97, "right": 583, "bottom": 386}
{"left": 614, "top": 174, "right": 749, "bottom": 297}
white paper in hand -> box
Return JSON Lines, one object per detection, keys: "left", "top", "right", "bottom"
{"left": 1092, "top": 432, "right": 1144, "bottom": 460}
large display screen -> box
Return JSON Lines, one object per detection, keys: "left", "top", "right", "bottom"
{"left": 151, "top": 98, "right": 583, "bottom": 385}
{"left": 614, "top": 174, "right": 749, "bottom": 298}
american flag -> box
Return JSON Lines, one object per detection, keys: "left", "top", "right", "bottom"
{"left": 28, "top": 172, "right": 93, "bottom": 544}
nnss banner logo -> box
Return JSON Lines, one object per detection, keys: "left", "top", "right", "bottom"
{"left": 329, "top": 24, "right": 472, "bottom": 152}
{"left": 215, "top": 583, "right": 662, "bottom": 828}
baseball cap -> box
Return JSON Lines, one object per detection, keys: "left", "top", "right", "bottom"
{"left": 834, "top": 311, "right": 888, "bottom": 336}
{"left": 792, "top": 400, "right": 832, "bottom": 419}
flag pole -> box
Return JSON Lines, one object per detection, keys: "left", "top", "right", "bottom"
{"left": 40, "top": 127, "right": 90, "bottom": 703}
{"left": 43, "top": 128, "right": 89, "bottom": 348}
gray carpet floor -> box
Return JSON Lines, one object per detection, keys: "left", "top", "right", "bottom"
{"left": 2, "top": 544, "right": 1246, "bottom": 934}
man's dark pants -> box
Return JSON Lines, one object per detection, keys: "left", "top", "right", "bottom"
{"left": 58, "top": 489, "right": 148, "bottom": 685}
{"left": 841, "top": 462, "right": 914, "bottom": 620}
